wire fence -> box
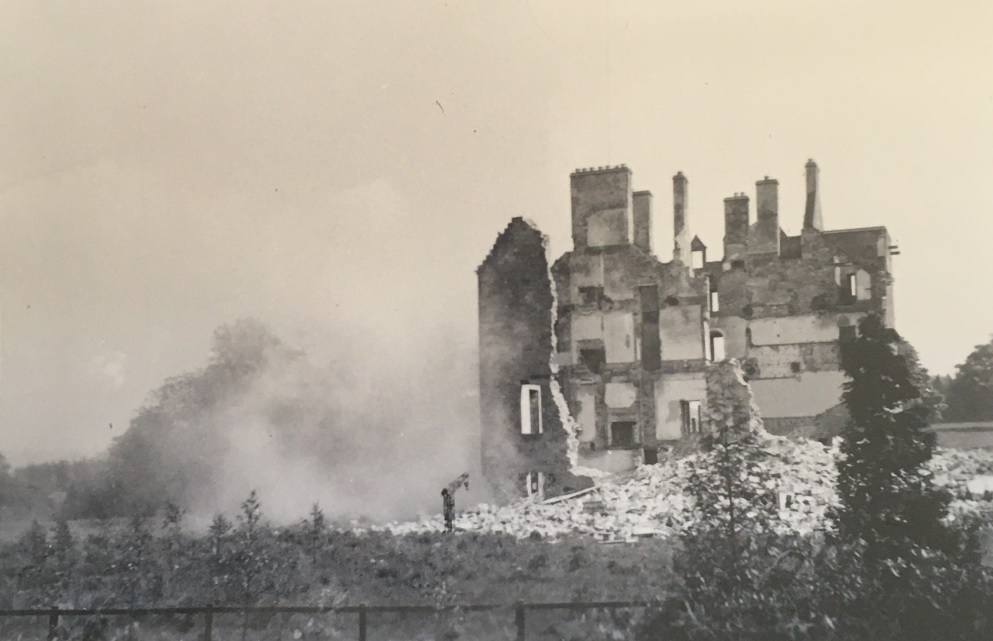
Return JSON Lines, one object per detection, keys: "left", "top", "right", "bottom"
{"left": 0, "top": 600, "right": 651, "bottom": 640}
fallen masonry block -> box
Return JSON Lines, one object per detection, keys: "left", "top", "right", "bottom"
{"left": 583, "top": 500, "right": 607, "bottom": 515}
{"left": 542, "top": 486, "right": 597, "bottom": 505}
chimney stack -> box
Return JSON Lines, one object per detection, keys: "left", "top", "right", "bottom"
{"left": 672, "top": 172, "right": 691, "bottom": 262}
{"left": 633, "top": 191, "right": 653, "bottom": 253}
{"left": 749, "top": 177, "right": 780, "bottom": 255}
{"left": 569, "top": 165, "right": 633, "bottom": 250}
{"left": 804, "top": 159, "right": 823, "bottom": 231}
{"left": 723, "top": 193, "right": 749, "bottom": 258}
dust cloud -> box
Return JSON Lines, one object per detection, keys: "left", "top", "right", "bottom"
{"left": 104, "top": 317, "right": 484, "bottom": 527}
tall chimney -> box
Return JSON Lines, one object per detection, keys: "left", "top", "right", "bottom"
{"left": 633, "top": 191, "right": 653, "bottom": 253}
{"left": 723, "top": 193, "right": 749, "bottom": 258}
{"left": 672, "top": 172, "right": 690, "bottom": 262}
{"left": 804, "top": 159, "right": 823, "bottom": 231}
{"left": 750, "top": 177, "right": 780, "bottom": 255}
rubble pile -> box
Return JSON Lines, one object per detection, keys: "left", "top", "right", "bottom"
{"left": 930, "top": 448, "right": 993, "bottom": 495}
{"left": 376, "top": 438, "right": 993, "bottom": 541}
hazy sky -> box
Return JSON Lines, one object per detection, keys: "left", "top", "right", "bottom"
{"left": 1, "top": 0, "right": 991, "bottom": 465}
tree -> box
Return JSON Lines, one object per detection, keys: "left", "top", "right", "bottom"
{"left": 234, "top": 490, "right": 269, "bottom": 606}
{"left": 18, "top": 520, "right": 53, "bottom": 603}
{"left": 831, "top": 314, "right": 952, "bottom": 563}
{"left": 683, "top": 360, "right": 777, "bottom": 576}
{"left": 943, "top": 336, "right": 993, "bottom": 422}
{"left": 895, "top": 337, "right": 945, "bottom": 422}
{"left": 208, "top": 513, "right": 232, "bottom": 556}
{"left": 160, "top": 500, "right": 186, "bottom": 600}
{"left": 162, "top": 500, "right": 186, "bottom": 543}
{"left": 0, "top": 453, "right": 12, "bottom": 511}
{"left": 206, "top": 513, "right": 234, "bottom": 604}
{"left": 115, "top": 513, "right": 156, "bottom": 607}
{"left": 640, "top": 361, "right": 815, "bottom": 641}
{"left": 306, "top": 503, "right": 327, "bottom": 564}
{"left": 233, "top": 491, "right": 273, "bottom": 641}
{"left": 822, "top": 319, "right": 993, "bottom": 640}
{"left": 50, "top": 517, "right": 77, "bottom": 603}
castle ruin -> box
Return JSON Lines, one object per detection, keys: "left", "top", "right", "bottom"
{"left": 477, "top": 160, "right": 896, "bottom": 502}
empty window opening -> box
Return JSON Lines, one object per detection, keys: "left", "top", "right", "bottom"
{"left": 525, "top": 471, "right": 544, "bottom": 499}
{"left": 710, "top": 332, "right": 726, "bottom": 362}
{"left": 520, "top": 384, "right": 542, "bottom": 435}
{"left": 790, "top": 361, "right": 802, "bottom": 374}
{"left": 839, "top": 273, "right": 857, "bottom": 304}
{"left": 610, "top": 422, "right": 636, "bottom": 448}
{"left": 643, "top": 447, "right": 659, "bottom": 465}
{"left": 691, "top": 249, "right": 705, "bottom": 269}
{"left": 709, "top": 290, "right": 720, "bottom": 313}
{"left": 579, "top": 347, "right": 606, "bottom": 374}
{"left": 681, "top": 400, "right": 703, "bottom": 435}
{"left": 578, "top": 286, "right": 604, "bottom": 306}
{"left": 731, "top": 259, "right": 746, "bottom": 270}
{"left": 664, "top": 295, "right": 680, "bottom": 307}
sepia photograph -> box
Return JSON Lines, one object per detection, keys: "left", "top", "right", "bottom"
{"left": 1, "top": 1, "right": 992, "bottom": 639}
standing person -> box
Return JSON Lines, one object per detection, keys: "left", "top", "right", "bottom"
{"left": 441, "top": 488, "right": 455, "bottom": 532}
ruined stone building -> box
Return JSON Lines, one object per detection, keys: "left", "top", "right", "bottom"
{"left": 477, "top": 160, "right": 897, "bottom": 502}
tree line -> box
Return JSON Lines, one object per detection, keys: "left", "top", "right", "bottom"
{"left": 933, "top": 335, "right": 993, "bottom": 423}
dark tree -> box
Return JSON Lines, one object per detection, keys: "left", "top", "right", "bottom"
{"left": 50, "top": 517, "right": 76, "bottom": 597}
{"left": 234, "top": 490, "right": 269, "bottom": 607}
{"left": 943, "top": 336, "right": 993, "bottom": 422}
{"left": 831, "top": 314, "right": 952, "bottom": 562}
{"left": 115, "top": 513, "right": 156, "bottom": 607}
{"left": 307, "top": 503, "right": 327, "bottom": 564}
{"left": 160, "top": 500, "right": 186, "bottom": 600}
{"left": 206, "top": 513, "right": 234, "bottom": 604}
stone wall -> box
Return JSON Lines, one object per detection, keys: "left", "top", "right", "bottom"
{"left": 553, "top": 240, "right": 710, "bottom": 467}
{"left": 477, "top": 218, "right": 592, "bottom": 502}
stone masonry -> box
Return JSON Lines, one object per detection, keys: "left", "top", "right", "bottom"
{"left": 477, "top": 161, "right": 897, "bottom": 501}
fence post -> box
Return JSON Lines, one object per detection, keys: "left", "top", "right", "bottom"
{"left": 515, "top": 601, "right": 526, "bottom": 641}
{"left": 47, "top": 607, "right": 59, "bottom": 641}
{"left": 204, "top": 605, "right": 213, "bottom": 641}
{"left": 358, "top": 603, "right": 367, "bottom": 641}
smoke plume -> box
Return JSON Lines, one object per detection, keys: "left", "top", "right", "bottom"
{"left": 102, "top": 318, "right": 482, "bottom": 526}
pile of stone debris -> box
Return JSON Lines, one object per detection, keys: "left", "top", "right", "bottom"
{"left": 377, "top": 437, "right": 993, "bottom": 542}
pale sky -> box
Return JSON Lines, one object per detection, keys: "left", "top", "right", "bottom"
{"left": 1, "top": 0, "right": 991, "bottom": 465}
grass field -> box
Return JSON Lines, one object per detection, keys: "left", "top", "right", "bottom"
{"left": 0, "top": 525, "right": 671, "bottom": 640}
{"left": 933, "top": 426, "right": 993, "bottom": 450}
